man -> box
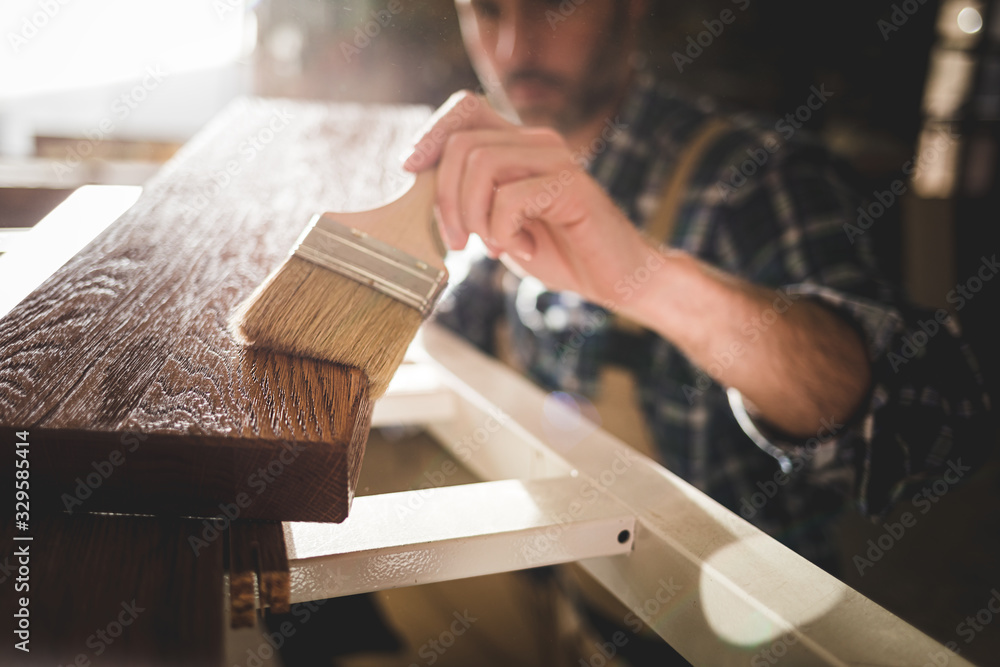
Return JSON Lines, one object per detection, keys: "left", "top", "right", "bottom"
{"left": 399, "top": 0, "right": 992, "bottom": 567}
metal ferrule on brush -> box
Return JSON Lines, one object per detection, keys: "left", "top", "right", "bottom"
{"left": 291, "top": 213, "right": 447, "bottom": 318}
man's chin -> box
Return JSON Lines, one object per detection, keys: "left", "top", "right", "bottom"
{"left": 516, "top": 105, "right": 596, "bottom": 137}
{"left": 504, "top": 84, "right": 566, "bottom": 127}
{"left": 510, "top": 103, "right": 564, "bottom": 129}
{"left": 514, "top": 104, "right": 575, "bottom": 131}
{"left": 499, "top": 86, "right": 591, "bottom": 133}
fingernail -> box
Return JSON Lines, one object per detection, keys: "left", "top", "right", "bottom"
{"left": 400, "top": 148, "right": 417, "bottom": 170}
{"left": 444, "top": 227, "right": 465, "bottom": 252}
{"left": 516, "top": 250, "right": 533, "bottom": 262}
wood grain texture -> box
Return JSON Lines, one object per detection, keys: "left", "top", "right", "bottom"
{"left": 228, "top": 520, "right": 290, "bottom": 629}
{"left": 0, "top": 99, "right": 431, "bottom": 522}
{"left": 228, "top": 523, "right": 258, "bottom": 629}
{"left": 0, "top": 512, "right": 223, "bottom": 666}
{"left": 254, "top": 521, "right": 291, "bottom": 615}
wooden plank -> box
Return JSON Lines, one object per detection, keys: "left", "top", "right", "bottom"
{"left": 0, "top": 99, "right": 431, "bottom": 522}
{"left": 228, "top": 520, "right": 290, "bottom": 628}
{"left": 228, "top": 523, "right": 258, "bottom": 629}
{"left": 254, "top": 521, "right": 291, "bottom": 615}
{"left": 0, "top": 512, "right": 224, "bottom": 666}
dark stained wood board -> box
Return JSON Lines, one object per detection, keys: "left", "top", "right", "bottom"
{"left": 0, "top": 512, "right": 224, "bottom": 666}
{"left": 0, "top": 99, "right": 432, "bottom": 522}
{"left": 228, "top": 520, "right": 290, "bottom": 629}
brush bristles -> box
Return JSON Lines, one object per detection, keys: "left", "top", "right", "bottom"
{"left": 231, "top": 256, "right": 424, "bottom": 398}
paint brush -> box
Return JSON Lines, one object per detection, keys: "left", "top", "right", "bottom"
{"left": 230, "top": 170, "right": 448, "bottom": 397}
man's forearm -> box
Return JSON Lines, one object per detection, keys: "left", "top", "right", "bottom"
{"left": 621, "top": 249, "right": 871, "bottom": 438}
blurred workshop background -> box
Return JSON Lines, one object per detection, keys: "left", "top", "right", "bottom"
{"left": 2, "top": 0, "right": 998, "bottom": 381}
{"left": 1, "top": 0, "right": 998, "bottom": 662}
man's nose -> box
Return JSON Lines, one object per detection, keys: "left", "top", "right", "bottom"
{"left": 494, "top": 9, "right": 537, "bottom": 68}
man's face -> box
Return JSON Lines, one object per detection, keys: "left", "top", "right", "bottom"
{"left": 455, "top": 0, "right": 639, "bottom": 134}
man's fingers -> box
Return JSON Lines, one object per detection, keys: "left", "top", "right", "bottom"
{"left": 488, "top": 174, "right": 583, "bottom": 250}
{"left": 505, "top": 228, "right": 538, "bottom": 263}
{"left": 435, "top": 130, "right": 567, "bottom": 250}
{"left": 401, "top": 91, "right": 512, "bottom": 171}
{"left": 462, "top": 145, "right": 574, "bottom": 247}
{"left": 433, "top": 203, "right": 469, "bottom": 251}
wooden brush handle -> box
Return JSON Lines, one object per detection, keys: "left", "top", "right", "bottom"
{"left": 332, "top": 170, "right": 446, "bottom": 271}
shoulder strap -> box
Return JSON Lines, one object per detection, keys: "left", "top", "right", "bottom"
{"left": 644, "top": 116, "right": 733, "bottom": 246}
{"left": 612, "top": 117, "right": 732, "bottom": 334}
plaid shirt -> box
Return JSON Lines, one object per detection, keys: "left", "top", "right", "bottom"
{"left": 434, "top": 70, "right": 994, "bottom": 568}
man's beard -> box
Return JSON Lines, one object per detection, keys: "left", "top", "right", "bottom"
{"left": 483, "top": 5, "right": 632, "bottom": 134}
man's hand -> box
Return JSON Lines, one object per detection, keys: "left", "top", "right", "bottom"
{"left": 402, "top": 91, "right": 656, "bottom": 309}
{"left": 405, "top": 92, "right": 872, "bottom": 439}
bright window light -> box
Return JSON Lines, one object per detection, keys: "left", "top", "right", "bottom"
{"left": 0, "top": 0, "right": 253, "bottom": 99}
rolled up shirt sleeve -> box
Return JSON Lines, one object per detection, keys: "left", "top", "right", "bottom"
{"left": 707, "top": 128, "right": 995, "bottom": 517}
{"left": 727, "top": 281, "right": 995, "bottom": 517}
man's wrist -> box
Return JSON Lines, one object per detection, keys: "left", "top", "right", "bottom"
{"left": 611, "top": 245, "right": 693, "bottom": 339}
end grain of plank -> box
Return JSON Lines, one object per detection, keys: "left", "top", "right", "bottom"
{"left": 228, "top": 520, "right": 290, "bottom": 628}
